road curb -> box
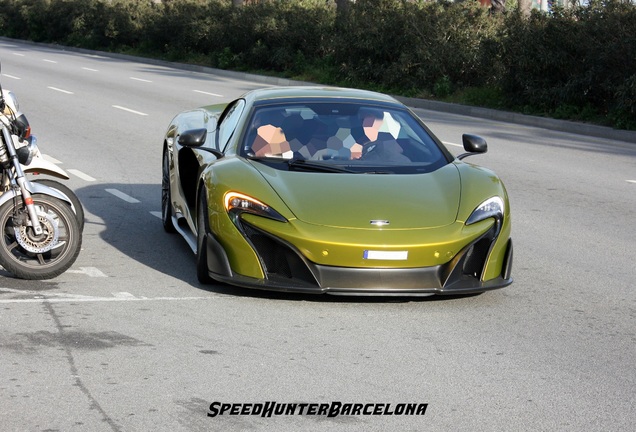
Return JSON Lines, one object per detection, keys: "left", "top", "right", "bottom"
{"left": 397, "top": 96, "right": 636, "bottom": 144}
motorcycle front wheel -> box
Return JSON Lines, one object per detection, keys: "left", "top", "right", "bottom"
{"left": 31, "top": 178, "right": 85, "bottom": 232}
{"left": 0, "top": 193, "right": 82, "bottom": 280}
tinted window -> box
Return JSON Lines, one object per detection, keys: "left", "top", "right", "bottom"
{"left": 242, "top": 101, "right": 448, "bottom": 174}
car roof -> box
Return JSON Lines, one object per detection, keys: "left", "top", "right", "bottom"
{"left": 240, "top": 86, "right": 401, "bottom": 105}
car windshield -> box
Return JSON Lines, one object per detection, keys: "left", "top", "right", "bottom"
{"left": 241, "top": 100, "right": 449, "bottom": 174}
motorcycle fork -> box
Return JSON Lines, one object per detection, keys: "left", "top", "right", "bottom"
{"left": 1, "top": 126, "right": 43, "bottom": 235}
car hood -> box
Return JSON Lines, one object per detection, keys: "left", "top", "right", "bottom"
{"left": 254, "top": 163, "right": 461, "bottom": 229}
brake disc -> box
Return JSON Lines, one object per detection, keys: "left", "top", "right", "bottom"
{"left": 13, "top": 211, "right": 60, "bottom": 253}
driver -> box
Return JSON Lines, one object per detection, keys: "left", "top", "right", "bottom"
{"left": 357, "top": 109, "right": 410, "bottom": 163}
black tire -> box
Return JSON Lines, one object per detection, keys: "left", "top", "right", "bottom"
{"left": 31, "top": 179, "right": 85, "bottom": 232}
{"left": 0, "top": 194, "right": 82, "bottom": 280}
{"left": 196, "top": 194, "right": 213, "bottom": 284}
{"left": 162, "top": 149, "right": 176, "bottom": 233}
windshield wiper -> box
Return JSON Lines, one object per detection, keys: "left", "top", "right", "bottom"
{"left": 362, "top": 170, "right": 394, "bottom": 174}
{"left": 286, "top": 158, "right": 356, "bottom": 173}
{"left": 248, "top": 156, "right": 372, "bottom": 174}
{"left": 246, "top": 155, "right": 281, "bottom": 161}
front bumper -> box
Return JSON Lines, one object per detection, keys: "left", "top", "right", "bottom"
{"left": 204, "top": 220, "right": 513, "bottom": 296}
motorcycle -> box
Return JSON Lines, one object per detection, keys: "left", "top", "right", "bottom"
{"left": 0, "top": 84, "right": 82, "bottom": 280}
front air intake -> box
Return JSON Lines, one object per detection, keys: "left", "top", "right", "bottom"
{"left": 240, "top": 222, "right": 319, "bottom": 286}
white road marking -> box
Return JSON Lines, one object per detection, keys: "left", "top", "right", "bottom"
{"left": 106, "top": 188, "right": 140, "bottom": 203}
{"left": 82, "top": 67, "right": 98, "bottom": 72}
{"left": 12, "top": 53, "right": 25, "bottom": 57}
{"left": 130, "top": 77, "right": 152, "bottom": 83}
{"left": 194, "top": 90, "right": 223, "bottom": 97}
{"left": 65, "top": 267, "right": 108, "bottom": 277}
{"left": 0, "top": 266, "right": 102, "bottom": 278}
{"left": 627, "top": 180, "right": 636, "bottom": 184}
{"left": 113, "top": 292, "right": 137, "bottom": 299}
{"left": 150, "top": 211, "right": 162, "bottom": 219}
{"left": 48, "top": 86, "right": 74, "bottom": 95}
{"left": 0, "top": 288, "right": 210, "bottom": 304}
{"left": 2, "top": 74, "right": 20, "bottom": 80}
{"left": 67, "top": 169, "right": 96, "bottom": 182}
{"left": 43, "top": 59, "right": 57, "bottom": 63}
{"left": 443, "top": 141, "right": 463, "bottom": 148}
{"left": 42, "top": 154, "right": 62, "bottom": 164}
{"left": 112, "top": 105, "right": 148, "bottom": 116}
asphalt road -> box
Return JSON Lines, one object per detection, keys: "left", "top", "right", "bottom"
{"left": 0, "top": 39, "right": 635, "bottom": 432}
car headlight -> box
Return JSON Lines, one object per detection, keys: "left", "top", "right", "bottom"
{"left": 224, "top": 191, "right": 287, "bottom": 222}
{"left": 466, "top": 196, "right": 504, "bottom": 226}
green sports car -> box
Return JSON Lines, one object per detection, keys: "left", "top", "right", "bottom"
{"left": 161, "top": 86, "right": 512, "bottom": 295}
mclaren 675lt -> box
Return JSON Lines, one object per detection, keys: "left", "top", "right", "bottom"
{"left": 161, "top": 86, "right": 512, "bottom": 296}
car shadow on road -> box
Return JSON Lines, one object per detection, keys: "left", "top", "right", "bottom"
{"left": 75, "top": 183, "right": 485, "bottom": 304}
{"left": 76, "top": 182, "right": 200, "bottom": 282}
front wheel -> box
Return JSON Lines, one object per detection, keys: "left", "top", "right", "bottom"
{"left": 31, "top": 179, "right": 85, "bottom": 232}
{"left": 0, "top": 194, "right": 82, "bottom": 280}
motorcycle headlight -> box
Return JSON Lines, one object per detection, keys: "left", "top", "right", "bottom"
{"left": 14, "top": 113, "right": 31, "bottom": 139}
{"left": 224, "top": 191, "right": 287, "bottom": 222}
{"left": 16, "top": 135, "right": 38, "bottom": 166}
{"left": 466, "top": 196, "right": 504, "bottom": 225}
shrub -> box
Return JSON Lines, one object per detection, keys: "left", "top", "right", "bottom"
{"left": 333, "top": 1, "right": 498, "bottom": 95}
{"left": 0, "top": 0, "right": 633, "bottom": 129}
{"left": 498, "top": 1, "right": 636, "bottom": 126}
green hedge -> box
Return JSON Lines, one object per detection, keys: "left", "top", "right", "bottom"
{"left": 498, "top": 1, "right": 636, "bottom": 128}
{"left": 333, "top": 1, "right": 499, "bottom": 95}
{"left": 0, "top": 0, "right": 633, "bottom": 129}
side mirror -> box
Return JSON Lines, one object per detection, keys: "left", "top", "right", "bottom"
{"left": 457, "top": 134, "right": 488, "bottom": 160}
{"left": 178, "top": 128, "right": 207, "bottom": 147}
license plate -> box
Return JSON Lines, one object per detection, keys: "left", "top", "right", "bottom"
{"left": 363, "top": 250, "right": 408, "bottom": 260}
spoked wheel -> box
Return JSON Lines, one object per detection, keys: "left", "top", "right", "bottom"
{"left": 162, "top": 149, "right": 176, "bottom": 233}
{"left": 0, "top": 194, "right": 82, "bottom": 280}
{"left": 196, "top": 194, "right": 213, "bottom": 284}
{"left": 31, "top": 179, "right": 85, "bottom": 232}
